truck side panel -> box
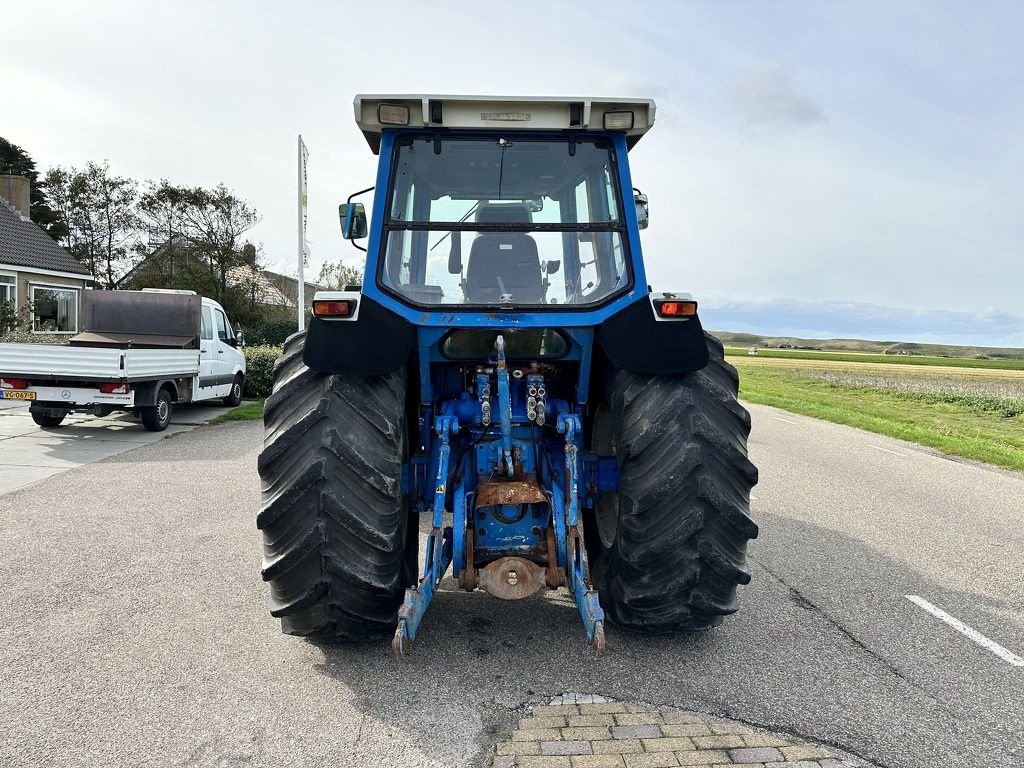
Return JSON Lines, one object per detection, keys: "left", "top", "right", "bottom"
{"left": 123, "top": 350, "right": 201, "bottom": 380}
{"left": 0, "top": 343, "right": 123, "bottom": 380}
{"left": 0, "top": 343, "right": 200, "bottom": 382}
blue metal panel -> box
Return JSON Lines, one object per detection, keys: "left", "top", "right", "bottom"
{"left": 474, "top": 503, "right": 546, "bottom": 556}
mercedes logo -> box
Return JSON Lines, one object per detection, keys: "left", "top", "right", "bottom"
{"left": 61, "top": 390, "right": 71, "bottom": 399}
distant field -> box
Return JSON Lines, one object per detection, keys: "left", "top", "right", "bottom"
{"left": 714, "top": 330, "right": 1024, "bottom": 361}
{"left": 728, "top": 352, "right": 1024, "bottom": 472}
{"left": 724, "top": 347, "right": 1024, "bottom": 370}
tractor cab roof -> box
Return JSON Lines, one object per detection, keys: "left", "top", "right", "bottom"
{"left": 353, "top": 94, "right": 656, "bottom": 154}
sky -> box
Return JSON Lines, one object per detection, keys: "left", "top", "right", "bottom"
{"left": 2, "top": 0, "right": 1023, "bottom": 346}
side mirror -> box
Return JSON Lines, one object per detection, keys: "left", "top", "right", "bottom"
{"left": 235, "top": 329, "right": 245, "bottom": 348}
{"left": 634, "top": 191, "right": 649, "bottom": 230}
{"left": 339, "top": 202, "right": 368, "bottom": 240}
{"left": 545, "top": 260, "right": 561, "bottom": 275}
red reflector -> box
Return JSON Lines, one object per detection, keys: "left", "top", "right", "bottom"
{"left": 655, "top": 300, "right": 697, "bottom": 318}
{"left": 100, "top": 383, "right": 130, "bottom": 394}
{"left": 0, "top": 378, "right": 29, "bottom": 390}
{"left": 313, "top": 299, "right": 356, "bottom": 318}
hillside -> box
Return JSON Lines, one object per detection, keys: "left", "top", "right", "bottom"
{"left": 711, "top": 331, "right": 1024, "bottom": 360}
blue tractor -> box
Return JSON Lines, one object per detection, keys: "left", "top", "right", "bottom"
{"left": 257, "top": 96, "right": 758, "bottom": 654}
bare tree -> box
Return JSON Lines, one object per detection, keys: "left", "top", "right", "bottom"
{"left": 43, "top": 167, "right": 83, "bottom": 256}
{"left": 173, "top": 183, "right": 261, "bottom": 303}
{"left": 44, "top": 162, "right": 140, "bottom": 288}
{"left": 318, "top": 260, "right": 364, "bottom": 290}
{"left": 89, "top": 163, "right": 139, "bottom": 288}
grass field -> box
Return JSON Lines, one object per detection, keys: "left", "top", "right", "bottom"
{"left": 725, "top": 347, "right": 1024, "bottom": 370}
{"left": 728, "top": 353, "right": 1024, "bottom": 472}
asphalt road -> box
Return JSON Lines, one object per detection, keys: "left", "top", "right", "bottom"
{"left": 0, "top": 404, "right": 1021, "bottom": 768}
{"left": 0, "top": 399, "right": 240, "bottom": 494}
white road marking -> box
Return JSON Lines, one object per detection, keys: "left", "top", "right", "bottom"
{"left": 867, "top": 444, "right": 905, "bottom": 457}
{"left": 905, "top": 595, "right": 1024, "bottom": 667}
{"left": 773, "top": 416, "right": 799, "bottom": 425}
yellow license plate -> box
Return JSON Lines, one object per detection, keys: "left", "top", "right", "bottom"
{"left": 2, "top": 390, "right": 36, "bottom": 400}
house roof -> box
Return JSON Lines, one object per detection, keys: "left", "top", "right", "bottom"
{"left": 226, "top": 264, "right": 290, "bottom": 306}
{"left": 263, "top": 269, "right": 322, "bottom": 295}
{"left": 0, "top": 202, "right": 91, "bottom": 276}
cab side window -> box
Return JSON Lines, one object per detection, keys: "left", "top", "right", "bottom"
{"left": 201, "top": 307, "right": 214, "bottom": 341}
{"left": 215, "top": 309, "right": 229, "bottom": 342}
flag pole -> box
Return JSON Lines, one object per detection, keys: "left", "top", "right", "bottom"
{"left": 297, "top": 134, "right": 305, "bottom": 331}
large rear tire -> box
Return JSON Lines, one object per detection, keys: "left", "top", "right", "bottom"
{"left": 586, "top": 334, "right": 759, "bottom": 632}
{"left": 257, "top": 332, "right": 415, "bottom": 642}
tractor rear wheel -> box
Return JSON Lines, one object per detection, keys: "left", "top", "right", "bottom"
{"left": 586, "top": 333, "right": 759, "bottom": 632}
{"left": 257, "top": 331, "right": 415, "bottom": 641}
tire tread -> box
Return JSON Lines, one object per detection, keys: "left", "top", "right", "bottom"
{"left": 590, "top": 333, "right": 759, "bottom": 632}
{"left": 257, "top": 332, "right": 409, "bottom": 641}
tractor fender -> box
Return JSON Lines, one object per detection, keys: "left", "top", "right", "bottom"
{"left": 596, "top": 297, "right": 710, "bottom": 374}
{"left": 303, "top": 296, "right": 416, "bottom": 375}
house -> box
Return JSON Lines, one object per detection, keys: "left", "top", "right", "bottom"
{"left": 119, "top": 237, "right": 320, "bottom": 310}
{"left": 0, "top": 175, "right": 93, "bottom": 333}
{"left": 263, "top": 269, "right": 321, "bottom": 311}
{"left": 226, "top": 264, "right": 290, "bottom": 307}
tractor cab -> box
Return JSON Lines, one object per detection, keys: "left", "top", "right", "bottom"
{"left": 342, "top": 95, "right": 654, "bottom": 320}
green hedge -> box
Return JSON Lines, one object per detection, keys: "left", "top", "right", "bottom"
{"left": 243, "top": 345, "right": 282, "bottom": 398}
{"left": 245, "top": 318, "right": 299, "bottom": 347}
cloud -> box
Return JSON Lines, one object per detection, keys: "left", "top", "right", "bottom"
{"left": 729, "top": 65, "right": 826, "bottom": 129}
{"left": 699, "top": 295, "right": 1024, "bottom": 348}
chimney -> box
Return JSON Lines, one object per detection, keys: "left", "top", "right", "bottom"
{"left": 0, "top": 175, "right": 31, "bottom": 219}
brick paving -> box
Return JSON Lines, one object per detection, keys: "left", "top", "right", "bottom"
{"left": 489, "top": 695, "right": 873, "bottom": 768}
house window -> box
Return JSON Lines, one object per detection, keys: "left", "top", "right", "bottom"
{"left": 0, "top": 274, "right": 14, "bottom": 309}
{"left": 31, "top": 286, "right": 78, "bottom": 333}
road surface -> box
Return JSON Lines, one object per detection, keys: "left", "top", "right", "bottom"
{"left": 0, "top": 399, "right": 241, "bottom": 494}
{"left": 0, "top": 404, "right": 1020, "bottom": 767}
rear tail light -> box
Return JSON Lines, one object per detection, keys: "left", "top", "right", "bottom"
{"left": 653, "top": 299, "right": 698, "bottom": 318}
{"left": 313, "top": 299, "right": 357, "bottom": 318}
{"left": 0, "top": 378, "right": 28, "bottom": 390}
{"left": 100, "top": 383, "right": 131, "bottom": 394}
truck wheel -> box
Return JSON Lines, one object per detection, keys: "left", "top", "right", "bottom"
{"left": 31, "top": 411, "right": 65, "bottom": 429}
{"left": 222, "top": 374, "right": 244, "bottom": 407}
{"left": 141, "top": 388, "right": 173, "bottom": 432}
{"left": 586, "top": 334, "right": 759, "bottom": 632}
{"left": 257, "top": 332, "right": 414, "bottom": 642}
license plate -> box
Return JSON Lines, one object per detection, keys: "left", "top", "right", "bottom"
{"left": 0, "top": 390, "right": 36, "bottom": 400}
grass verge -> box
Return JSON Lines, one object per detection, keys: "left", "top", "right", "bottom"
{"left": 209, "top": 399, "right": 264, "bottom": 424}
{"left": 731, "top": 359, "right": 1024, "bottom": 472}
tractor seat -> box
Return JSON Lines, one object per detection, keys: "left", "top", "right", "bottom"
{"left": 465, "top": 234, "right": 545, "bottom": 304}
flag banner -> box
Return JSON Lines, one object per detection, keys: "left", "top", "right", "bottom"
{"left": 299, "top": 136, "right": 310, "bottom": 262}
{"left": 297, "top": 134, "right": 309, "bottom": 331}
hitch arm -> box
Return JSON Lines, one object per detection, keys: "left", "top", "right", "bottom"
{"left": 392, "top": 414, "right": 458, "bottom": 655}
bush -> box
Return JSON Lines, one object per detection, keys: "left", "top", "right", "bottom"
{"left": 243, "top": 344, "right": 282, "bottom": 398}
{"left": 0, "top": 328, "right": 69, "bottom": 344}
{"left": 0, "top": 301, "right": 17, "bottom": 333}
{"left": 245, "top": 317, "right": 299, "bottom": 347}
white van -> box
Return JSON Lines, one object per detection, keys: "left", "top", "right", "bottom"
{"left": 0, "top": 290, "right": 246, "bottom": 431}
